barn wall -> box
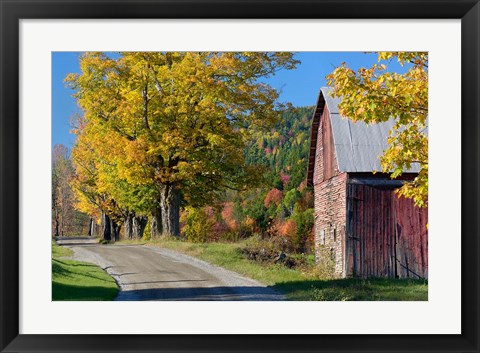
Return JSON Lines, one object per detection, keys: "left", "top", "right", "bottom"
{"left": 346, "top": 182, "right": 428, "bottom": 279}
{"left": 393, "top": 195, "right": 428, "bottom": 278}
{"left": 313, "top": 106, "right": 337, "bottom": 185}
{"left": 312, "top": 104, "right": 346, "bottom": 277}
{"left": 313, "top": 172, "right": 347, "bottom": 277}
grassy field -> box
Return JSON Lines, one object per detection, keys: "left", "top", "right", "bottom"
{"left": 52, "top": 243, "right": 118, "bottom": 301}
{"left": 119, "top": 238, "right": 428, "bottom": 301}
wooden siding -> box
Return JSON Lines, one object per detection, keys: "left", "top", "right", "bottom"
{"left": 393, "top": 195, "right": 428, "bottom": 278}
{"left": 322, "top": 107, "right": 336, "bottom": 180}
{"left": 346, "top": 182, "right": 428, "bottom": 279}
{"left": 313, "top": 105, "right": 338, "bottom": 185}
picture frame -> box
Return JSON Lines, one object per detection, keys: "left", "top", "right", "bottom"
{"left": 1, "top": 0, "right": 478, "bottom": 352}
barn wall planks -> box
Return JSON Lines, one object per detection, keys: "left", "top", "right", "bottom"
{"left": 346, "top": 182, "right": 428, "bottom": 279}
{"left": 393, "top": 195, "right": 428, "bottom": 278}
{"left": 313, "top": 105, "right": 337, "bottom": 185}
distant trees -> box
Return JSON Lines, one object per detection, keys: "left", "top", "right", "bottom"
{"left": 67, "top": 52, "right": 298, "bottom": 239}
{"left": 327, "top": 52, "right": 428, "bottom": 207}
{"left": 52, "top": 144, "right": 90, "bottom": 237}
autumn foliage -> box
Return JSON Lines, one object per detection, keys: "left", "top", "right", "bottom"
{"left": 264, "top": 189, "right": 283, "bottom": 207}
{"left": 67, "top": 52, "right": 298, "bottom": 239}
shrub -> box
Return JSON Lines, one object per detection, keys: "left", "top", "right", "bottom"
{"left": 143, "top": 219, "right": 152, "bottom": 241}
{"left": 240, "top": 234, "right": 314, "bottom": 270}
{"left": 242, "top": 216, "right": 256, "bottom": 235}
{"left": 241, "top": 234, "right": 285, "bottom": 262}
{"left": 182, "top": 206, "right": 215, "bottom": 243}
{"left": 313, "top": 245, "right": 335, "bottom": 279}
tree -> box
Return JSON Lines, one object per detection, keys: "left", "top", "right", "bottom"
{"left": 326, "top": 52, "right": 428, "bottom": 207}
{"left": 70, "top": 121, "right": 128, "bottom": 241}
{"left": 67, "top": 52, "right": 298, "bottom": 237}
{"left": 291, "top": 205, "right": 314, "bottom": 253}
{"left": 264, "top": 188, "right": 283, "bottom": 208}
{"left": 52, "top": 144, "right": 76, "bottom": 237}
{"left": 283, "top": 188, "right": 301, "bottom": 215}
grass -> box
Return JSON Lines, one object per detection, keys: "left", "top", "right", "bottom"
{"left": 118, "top": 238, "right": 428, "bottom": 301}
{"left": 274, "top": 277, "right": 428, "bottom": 301}
{"left": 52, "top": 242, "right": 118, "bottom": 301}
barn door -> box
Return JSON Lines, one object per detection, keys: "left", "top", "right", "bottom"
{"left": 346, "top": 183, "right": 400, "bottom": 278}
{"left": 347, "top": 183, "right": 428, "bottom": 279}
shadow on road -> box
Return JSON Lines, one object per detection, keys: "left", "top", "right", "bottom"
{"left": 116, "top": 285, "right": 284, "bottom": 301}
{"left": 123, "top": 279, "right": 208, "bottom": 286}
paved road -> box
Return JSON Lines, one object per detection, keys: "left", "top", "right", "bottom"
{"left": 57, "top": 237, "right": 284, "bottom": 301}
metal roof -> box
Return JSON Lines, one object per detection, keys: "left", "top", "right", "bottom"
{"left": 307, "top": 87, "right": 422, "bottom": 186}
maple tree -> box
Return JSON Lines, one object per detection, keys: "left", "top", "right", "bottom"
{"left": 70, "top": 121, "right": 127, "bottom": 241}
{"left": 327, "top": 52, "right": 428, "bottom": 207}
{"left": 67, "top": 52, "right": 298, "bottom": 237}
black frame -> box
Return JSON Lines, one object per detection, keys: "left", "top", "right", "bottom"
{"left": 1, "top": 1, "right": 479, "bottom": 352}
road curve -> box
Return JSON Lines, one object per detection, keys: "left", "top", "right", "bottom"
{"left": 57, "top": 238, "right": 284, "bottom": 301}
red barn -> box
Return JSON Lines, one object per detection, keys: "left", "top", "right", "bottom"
{"left": 307, "top": 87, "right": 428, "bottom": 279}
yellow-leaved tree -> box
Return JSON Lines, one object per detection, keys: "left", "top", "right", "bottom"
{"left": 327, "top": 52, "right": 428, "bottom": 207}
{"left": 67, "top": 52, "right": 298, "bottom": 238}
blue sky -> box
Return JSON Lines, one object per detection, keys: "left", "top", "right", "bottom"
{"left": 52, "top": 52, "right": 406, "bottom": 149}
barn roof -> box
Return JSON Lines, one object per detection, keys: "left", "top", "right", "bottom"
{"left": 307, "top": 87, "right": 422, "bottom": 186}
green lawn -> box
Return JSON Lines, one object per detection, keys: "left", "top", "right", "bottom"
{"left": 52, "top": 243, "right": 118, "bottom": 301}
{"left": 121, "top": 238, "right": 428, "bottom": 301}
{"left": 273, "top": 277, "right": 428, "bottom": 301}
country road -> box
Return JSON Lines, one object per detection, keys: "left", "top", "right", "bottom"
{"left": 56, "top": 237, "right": 284, "bottom": 301}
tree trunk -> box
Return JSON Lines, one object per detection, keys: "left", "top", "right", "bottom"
{"left": 150, "top": 207, "right": 162, "bottom": 238}
{"left": 124, "top": 213, "right": 134, "bottom": 239}
{"left": 54, "top": 209, "right": 60, "bottom": 238}
{"left": 111, "top": 220, "right": 121, "bottom": 242}
{"left": 133, "top": 216, "right": 148, "bottom": 239}
{"left": 88, "top": 218, "right": 94, "bottom": 237}
{"left": 91, "top": 218, "right": 96, "bottom": 237}
{"left": 102, "top": 212, "right": 111, "bottom": 241}
{"left": 159, "top": 184, "right": 180, "bottom": 237}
